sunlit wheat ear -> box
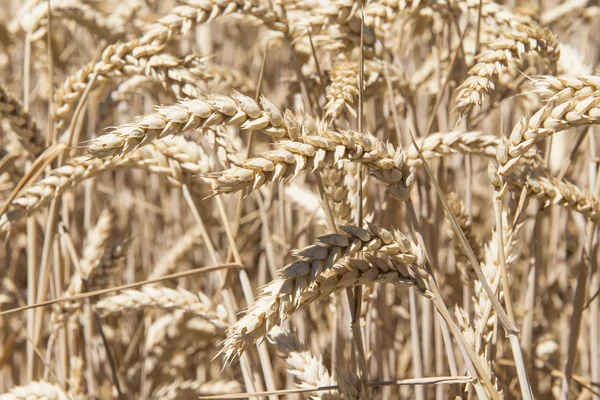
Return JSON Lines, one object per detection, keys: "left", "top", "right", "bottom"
{"left": 53, "top": 1, "right": 288, "bottom": 130}
{"left": 220, "top": 223, "right": 429, "bottom": 363}
{"left": 85, "top": 92, "right": 299, "bottom": 159}
{"left": 496, "top": 95, "right": 600, "bottom": 176}
{"left": 455, "top": 23, "right": 559, "bottom": 114}
{"left": 268, "top": 326, "right": 343, "bottom": 400}
{"left": 209, "top": 129, "right": 414, "bottom": 201}
{"left": 0, "top": 381, "right": 70, "bottom": 399}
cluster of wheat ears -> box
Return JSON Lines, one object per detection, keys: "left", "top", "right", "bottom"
{"left": 1, "top": 0, "right": 600, "bottom": 399}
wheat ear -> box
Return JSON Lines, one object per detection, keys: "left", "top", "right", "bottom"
{"left": 531, "top": 74, "right": 600, "bottom": 102}
{"left": 85, "top": 92, "right": 297, "bottom": 159}
{"left": 151, "top": 379, "right": 242, "bottom": 400}
{"left": 220, "top": 223, "right": 429, "bottom": 363}
{"left": 93, "top": 286, "right": 228, "bottom": 329}
{"left": 497, "top": 95, "right": 600, "bottom": 176}
{"left": 0, "top": 137, "right": 212, "bottom": 232}
{"left": 448, "top": 193, "right": 483, "bottom": 283}
{"left": 54, "top": 0, "right": 287, "bottom": 129}
{"left": 455, "top": 306, "right": 503, "bottom": 399}
{"left": 268, "top": 326, "right": 342, "bottom": 400}
{"left": 0, "top": 381, "right": 69, "bottom": 400}
{"left": 0, "top": 84, "right": 43, "bottom": 156}
{"left": 325, "top": 60, "right": 359, "bottom": 120}
{"left": 508, "top": 174, "right": 600, "bottom": 222}
{"left": 455, "top": 23, "right": 559, "bottom": 114}
{"left": 209, "top": 128, "right": 413, "bottom": 201}
{"left": 21, "top": 0, "right": 126, "bottom": 42}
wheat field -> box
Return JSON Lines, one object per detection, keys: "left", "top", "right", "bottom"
{"left": 0, "top": 0, "right": 599, "bottom": 399}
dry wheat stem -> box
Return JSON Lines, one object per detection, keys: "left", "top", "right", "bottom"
{"left": 220, "top": 223, "right": 429, "bottom": 363}
{"left": 0, "top": 137, "right": 212, "bottom": 232}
